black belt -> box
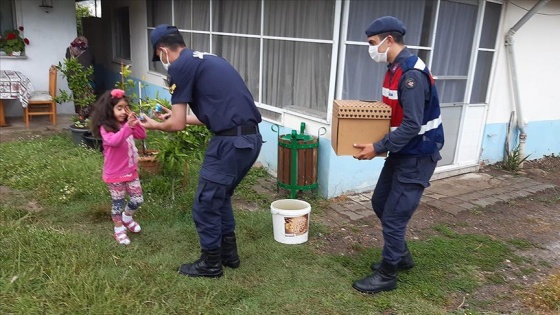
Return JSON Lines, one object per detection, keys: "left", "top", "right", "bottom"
{"left": 214, "top": 125, "right": 259, "bottom": 136}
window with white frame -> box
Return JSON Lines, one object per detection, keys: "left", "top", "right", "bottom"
{"left": 113, "top": 6, "right": 131, "bottom": 61}
{"left": 146, "top": 0, "right": 502, "bottom": 126}
{"left": 0, "top": 0, "right": 20, "bottom": 54}
{"left": 146, "top": 0, "right": 336, "bottom": 121}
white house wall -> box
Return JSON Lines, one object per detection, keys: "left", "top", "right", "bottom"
{"left": 1, "top": 0, "right": 77, "bottom": 117}
{"left": 481, "top": 0, "right": 560, "bottom": 164}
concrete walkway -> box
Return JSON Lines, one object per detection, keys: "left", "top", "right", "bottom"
{"left": 0, "top": 114, "right": 74, "bottom": 141}
{"left": 324, "top": 172, "right": 556, "bottom": 225}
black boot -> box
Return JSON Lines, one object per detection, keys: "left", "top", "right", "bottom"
{"left": 178, "top": 249, "right": 223, "bottom": 278}
{"left": 221, "top": 233, "right": 240, "bottom": 268}
{"left": 353, "top": 261, "right": 397, "bottom": 294}
{"left": 370, "top": 246, "right": 414, "bottom": 271}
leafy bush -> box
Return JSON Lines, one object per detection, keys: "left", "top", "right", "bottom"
{"left": 153, "top": 125, "right": 212, "bottom": 174}
{"left": 55, "top": 57, "right": 96, "bottom": 121}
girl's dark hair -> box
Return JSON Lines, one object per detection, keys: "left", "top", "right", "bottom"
{"left": 90, "top": 90, "right": 129, "bottom": 138}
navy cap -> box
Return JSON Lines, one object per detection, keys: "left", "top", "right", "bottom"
{"left": 365, "top": 16, "right": 406, "bottom": 37}
{"left": 151, "top": 24, "right": 180, "bottom": 61}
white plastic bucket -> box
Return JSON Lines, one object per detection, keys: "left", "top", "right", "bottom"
{"left": 270, "top": 199, "right": 311, "bottom": 244}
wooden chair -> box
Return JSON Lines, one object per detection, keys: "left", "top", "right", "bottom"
{"left": 24, "top": 65, "right": 57, "bottom": 129}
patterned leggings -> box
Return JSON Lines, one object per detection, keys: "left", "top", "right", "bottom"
{"left": 106, "top": 179, "right": 143, "bottom": 224}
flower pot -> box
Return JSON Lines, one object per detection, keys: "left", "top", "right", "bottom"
{"left": 11, "top": 51, "right": 21, "bottom": 56}
{"left": 138, "top": 150, "right": 161, "bottom": 175}
{"left": 81, "top": 131, "right": 103, "bottom": 152}
{"left": 68, "top": 124, "right": 89, "bottom": 145}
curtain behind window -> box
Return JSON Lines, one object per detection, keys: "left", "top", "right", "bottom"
{"left": 262, "top": 0, "right": 335, "bottom": 116}
{"left": 174, "top": 0, "right": 209, "bottom": 31}
{"left": 212, "top": 0, "right": 261, "bottom": 99}
{"left": 147, "top": 0, "right": 172, "bottom": 27}
{"left": 343, "top": 0, "right": 431, "bottom": 100}
{"left": 432, "top": 0, "right": 477, "bottom": 103}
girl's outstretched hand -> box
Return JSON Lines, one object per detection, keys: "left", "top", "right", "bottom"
{"left": 127, "top": 111, "right": 139, "bottom": 128}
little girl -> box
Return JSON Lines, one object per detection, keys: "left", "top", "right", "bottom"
{"left": 90, "top": 89, "right": 147, "bottom": 245}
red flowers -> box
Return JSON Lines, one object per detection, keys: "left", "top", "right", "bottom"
{"left": 0, "top": 26, "right": 30, "bottom": 54}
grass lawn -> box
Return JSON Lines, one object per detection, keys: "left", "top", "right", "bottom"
{"left": 0, "top": 133, "right": 550, "bottom": 315}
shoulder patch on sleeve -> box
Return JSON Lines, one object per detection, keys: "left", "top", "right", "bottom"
{"left": 405, "top": 78, "right": 416, "bottom": 89}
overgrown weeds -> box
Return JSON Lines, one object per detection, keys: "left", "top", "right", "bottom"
{"left": 502, "top": 145, "right": 530, "bottom": 172}
{"left": 523, "top": 271, "right": 560, "bottom": 312}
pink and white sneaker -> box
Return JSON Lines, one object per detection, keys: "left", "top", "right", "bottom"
{"left": 123, "top": 219, "right": 141, "bottom": 233}
{"left": 114, "top": 230, "right": 131, "bottom": 245}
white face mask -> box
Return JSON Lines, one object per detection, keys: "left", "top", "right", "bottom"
{"left": 160, "top": 48, "right": 171, "bottom": 71}
{"left": 368, "top": 37, "right": 389, "bottom": 63}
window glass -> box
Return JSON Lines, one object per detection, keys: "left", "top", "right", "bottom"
{"left": 431, "top": 0, "right": 477, "bottom": 76}
{"left": 114, "top": 7, "right": 131, "bottom": 60}
{"left": 263, "top": 39, "right": 331, "bottom": 116}
{"left": 264, "top": 0, "right": 335, "bottom": 40}
{"left": 213, "top": 0, "right": 260, "bottom": 35}
{"left": 174, "top": 0, "right": 209, "bottom": 31}
{"left": 146, "top": 0, "right": 172, "bottom": 27}
{"left": 0, "top": 0, "right": 15, "bottom": 34}
{"left": 439, "top": 105, "right": 461, "bottom": 165}
{"left": 347, "top": 0, "right": 435, "bottom": 47}
{"left": 342, "top": 44, "right": 384, "bottom": 100}
{"left": 480, "top": 2, "right": 501, "bottom": 49}
{"left": 435, "top": 80, "right": 467, "bottom": 103}
{"left": 470, "top": 51, "right": 493, "bottom": 103}
{"left": 212, "top": 35, "right": 260, "bottom": 98}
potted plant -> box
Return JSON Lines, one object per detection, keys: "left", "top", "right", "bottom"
{"left": 54, "top": 57, "right": 96, "bottom": 145}
{"left": 0, "top": 26, "right": 30, "bottom": 56}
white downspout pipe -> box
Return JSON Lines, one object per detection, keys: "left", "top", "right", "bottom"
{"left": 504, "top": 0, "right": 549, "bottom": 166}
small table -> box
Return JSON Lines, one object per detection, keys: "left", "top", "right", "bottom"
{"left": 0, "top": 70, "right": 34, "bottom": 127}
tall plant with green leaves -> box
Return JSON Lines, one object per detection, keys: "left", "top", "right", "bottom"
{"left": 55, "top": 57, "right": 96, "bottom": 125}
{"left": 503, "top": 144, "right": 531, "bottom": 172}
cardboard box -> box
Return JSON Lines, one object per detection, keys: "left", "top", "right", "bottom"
{"left": 331, "top": 100, "right": 391, "bottom": 156}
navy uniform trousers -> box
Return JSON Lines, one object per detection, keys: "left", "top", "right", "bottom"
{"left": 193, "top": 133, "right": 262, "bottom": 251}
{"left": 371, "top": 152, "right": 441, "bottom": 265}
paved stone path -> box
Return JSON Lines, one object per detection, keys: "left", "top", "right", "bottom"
{"left": 323, "top": 172, "right": 556, "bottom": 224}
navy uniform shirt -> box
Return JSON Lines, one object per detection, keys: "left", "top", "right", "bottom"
{"left": 374, "top": 48, "right": 431, "bottom": 154}
{"left": 168, "top": 49, "right": 262, "bottom": 133}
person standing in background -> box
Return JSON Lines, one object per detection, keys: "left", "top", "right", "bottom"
{"left": 65, "top": 36, "right": 97, "bottom": 115}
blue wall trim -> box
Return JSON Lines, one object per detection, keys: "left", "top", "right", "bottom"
{"left": 481, "top": 120, "right": 560, "bottom": 164}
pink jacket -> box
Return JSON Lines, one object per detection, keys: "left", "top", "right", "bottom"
{"left": 101, "top": 122, "right": 147, "bottom": 183}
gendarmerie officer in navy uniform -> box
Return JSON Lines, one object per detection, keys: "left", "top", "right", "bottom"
{"left": 352, "top": 16, "right": 445, "bottom": 293}
{"left": 140, "top": 24, "right": 262, "bottom": 278}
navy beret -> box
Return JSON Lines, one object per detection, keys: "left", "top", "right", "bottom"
{"left": 151, "top": 24, "right": 180, "bottom": 61}
{"left": 365, "top": 16, "right": 406, "bottom": 37}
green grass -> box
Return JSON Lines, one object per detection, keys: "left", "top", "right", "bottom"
{"left": 0, "top": 134, "right": 547, "bottom": 314}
